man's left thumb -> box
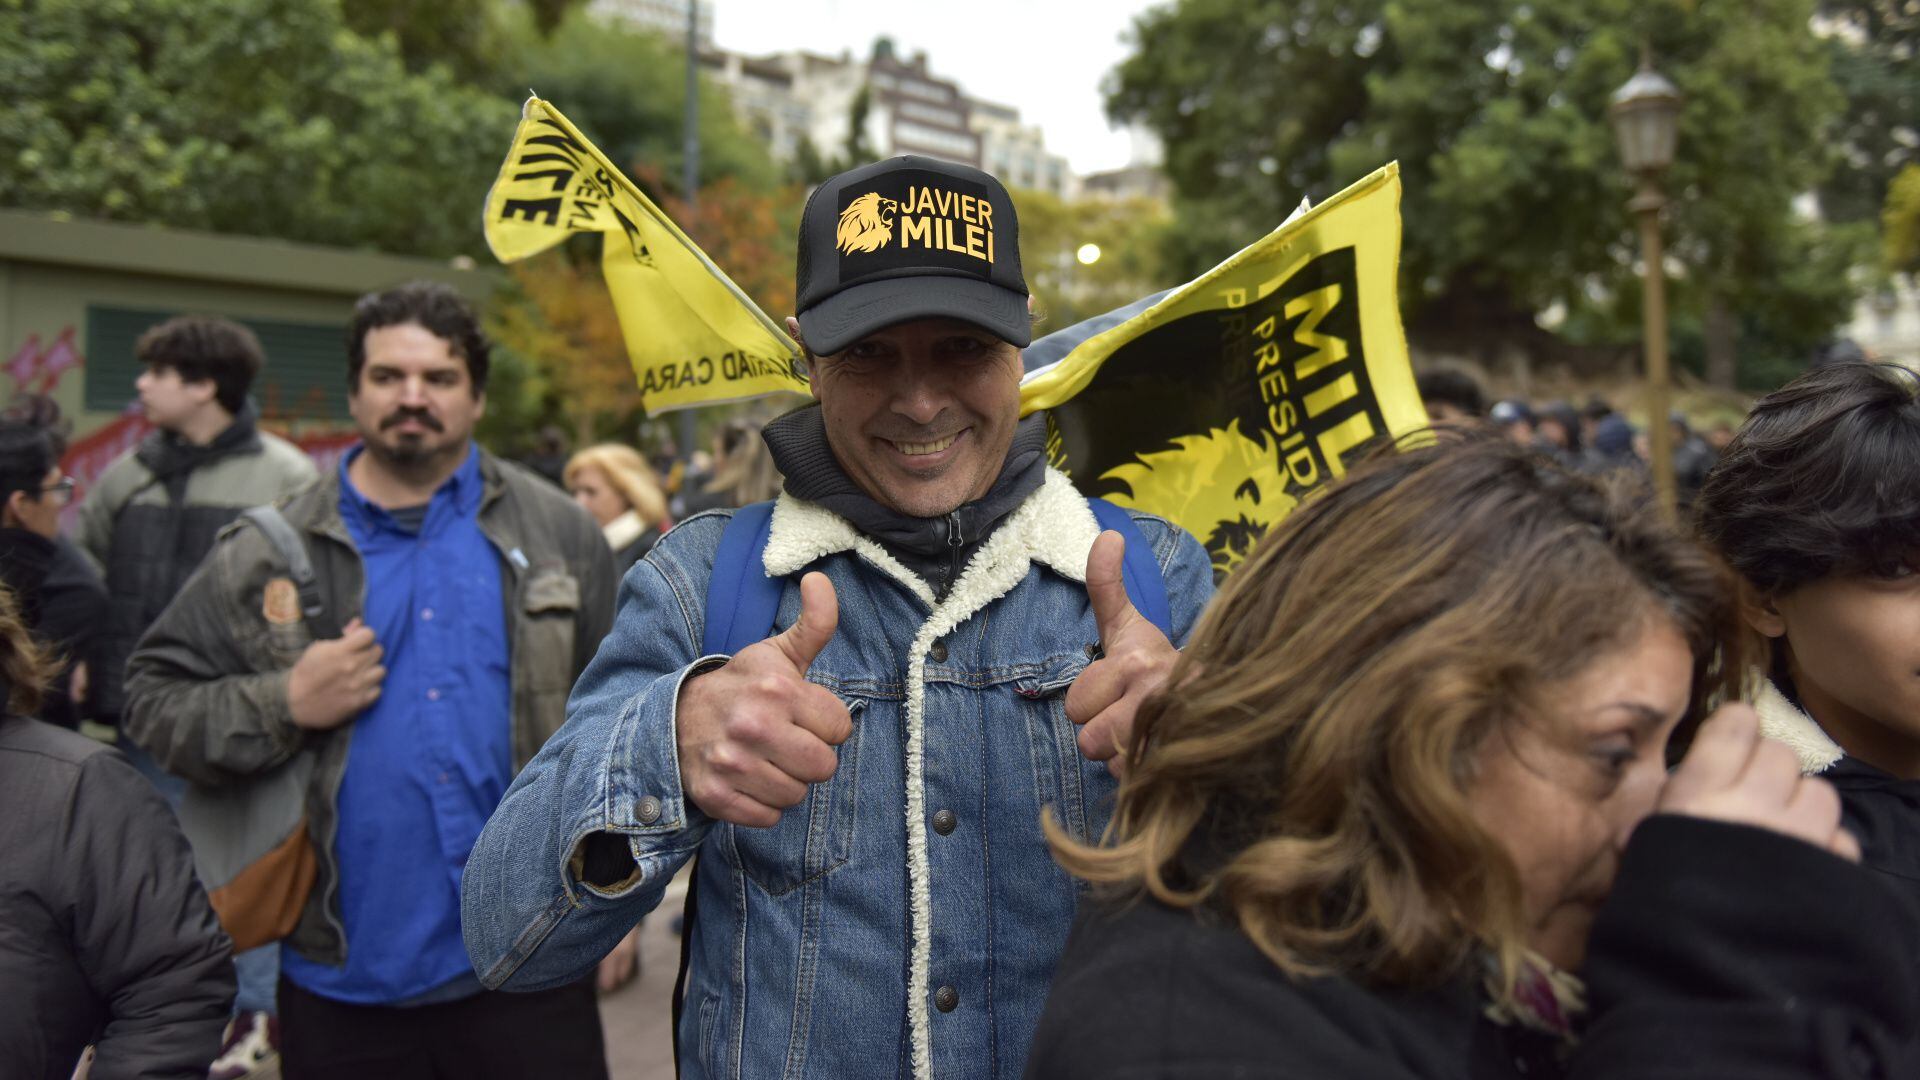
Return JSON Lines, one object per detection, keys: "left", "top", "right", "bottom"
{"left": 1085, "top": 530, "right": 1136, "bottom": 643}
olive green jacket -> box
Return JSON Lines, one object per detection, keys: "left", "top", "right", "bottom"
{"left": 124, "top": 449, "right": 616, "bottom": 965}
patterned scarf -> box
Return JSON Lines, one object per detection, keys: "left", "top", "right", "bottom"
{"left": 1483, "top": 950, "right": 1587, "bottom": 1044}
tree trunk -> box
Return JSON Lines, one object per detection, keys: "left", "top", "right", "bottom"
{"left": 1704, "top": 295, "right": 1737, "bottom": 390}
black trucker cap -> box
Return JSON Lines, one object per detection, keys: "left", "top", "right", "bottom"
{"left": 795, "top": 155, "right": 1029, "bottom": 356}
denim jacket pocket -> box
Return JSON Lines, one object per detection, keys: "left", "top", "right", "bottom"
{"left": 728, "top": 694, "right": 867, "bottom": 897}
{"left": 1012, "top": 653, "right": 1102, "bottom": 845}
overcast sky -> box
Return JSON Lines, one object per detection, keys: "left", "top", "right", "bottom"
{"left": 709, "top": 0, "right": 1169, "bottom": 175}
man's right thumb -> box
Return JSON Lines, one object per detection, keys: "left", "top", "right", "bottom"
{"left": 774, "top": 572, "right": 838, "bottom": 672}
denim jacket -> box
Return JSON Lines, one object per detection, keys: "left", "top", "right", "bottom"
{"left": 462, "top": 469, "right": 1213, "bottom": 1079}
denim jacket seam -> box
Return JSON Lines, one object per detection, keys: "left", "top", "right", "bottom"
{"left": 478, "top": 889, "right": 574, "bottom": 989}
{"left": 605, "top": 657, "right": 727, "bottom": 835}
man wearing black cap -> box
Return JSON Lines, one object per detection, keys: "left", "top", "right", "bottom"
{"left": 463, "top": 157, "right": 1215, "bottom": 1078}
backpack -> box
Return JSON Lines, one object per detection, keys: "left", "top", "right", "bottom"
{"left": 173, "top": 505, "right": 330, "bottom": 952}
{"left": 669, "top": 496, "right": 1172, "bottom": 1070}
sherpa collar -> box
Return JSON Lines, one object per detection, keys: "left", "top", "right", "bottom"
{"left": 762, "top": 466, "right": 1101, "bottom": 608}
{"left": 1756, "top": 678, "right": 1845, "bottom": 774}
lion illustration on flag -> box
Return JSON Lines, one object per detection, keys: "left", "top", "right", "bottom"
{"left": 836, "top": 193, "right": 898, "bottom": 254}
{"left": 1098, "top": 420, "right": 1299, "bottom": 577}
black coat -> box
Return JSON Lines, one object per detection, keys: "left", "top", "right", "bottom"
{"left": 0, "top": 715, "right": 234, "bottom": 1079}
{"left": 613, "top": 526, "right": 661, "bottom": 577}
{"left": 0, "top": 529, "right": 108, "bottom": 727}
{"left": 1025, "top": 816, "right": 1919, "bottom": 1079}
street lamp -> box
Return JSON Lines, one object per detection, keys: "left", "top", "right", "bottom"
{"left": 1609, "top": 52, "right": 1683, "bottom": 518}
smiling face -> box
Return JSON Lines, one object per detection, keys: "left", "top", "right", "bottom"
{"left": 1467, "top": 613, "right": 1694, "bottom": 970}
{"left": 347, "top": 323, "right": 485, "bottom": 473}
{"left": 802, "top": 317, "right": 1024, "bottom": 518}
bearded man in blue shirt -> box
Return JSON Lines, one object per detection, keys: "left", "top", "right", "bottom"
{"left": 126, "top": 282, "right": 619, "bottom": 1078}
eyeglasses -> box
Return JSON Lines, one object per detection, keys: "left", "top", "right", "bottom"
{"left": 38, "top": 476, "right": 76, "bottom": 507}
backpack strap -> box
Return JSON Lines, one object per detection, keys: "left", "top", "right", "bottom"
{"left": 700, "top": 501, "right": 780, "bottom": 656}
{"left": 1086, "top": 497, "right": 1173, "bottom": 638}
{"left": 677, "top": 500, "right": 778, "bottom": 1077}
{"left": 240, "top": 505, "right": 339, "bottom": 640}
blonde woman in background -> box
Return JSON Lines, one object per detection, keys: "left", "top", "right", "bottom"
{"left": 565, "top": 443, "right": 672, "bottom": 575}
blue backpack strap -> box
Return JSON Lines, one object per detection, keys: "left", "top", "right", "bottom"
{"left": 701, "top": 501, "right": 782, "bottom": 656}
{"left": 1086, "top": 498, "right": 1173, "bottom": 638}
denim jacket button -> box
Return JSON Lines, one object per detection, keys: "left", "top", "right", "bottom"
{"left": 934, "top": 985, "right": 959, "bottom": 1013}
{"left": 637, "top": 795, "right": 663, "bottom": 825}
{"left": 932, "top": 809, "right": 957, "bottom": 836}
{"left": 929, "top": 641, "right": 948, "bottom": 663}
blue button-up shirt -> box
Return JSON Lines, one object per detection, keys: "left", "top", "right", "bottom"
{"left": 282, "top": 444, "right": 511, "bottom": 1004}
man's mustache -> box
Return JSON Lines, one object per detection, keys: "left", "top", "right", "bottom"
{"left": 381, "top": 408, "right": 444, "bottom": 432}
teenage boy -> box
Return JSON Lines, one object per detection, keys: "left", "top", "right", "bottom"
{"left": 77, "top": 315, "right": 317, "bottom": 751}
{"left": 1696, "top": 361, "right": 1920, "bottom": 897}
{"left": 78, "top": 315, "right": 315, "bottom": 1077}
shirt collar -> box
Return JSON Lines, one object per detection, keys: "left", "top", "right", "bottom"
{"left": 338, "top": 442, "right": 482, "bottom": 535}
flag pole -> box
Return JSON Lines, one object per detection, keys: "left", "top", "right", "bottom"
{"left": 676, "top": 0, "right": 704, "bottom": 462}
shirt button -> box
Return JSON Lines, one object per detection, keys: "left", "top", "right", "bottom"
{"left": 637, "top": 795, "right": 663, "bottom": 825}
{"left": 932, "top": 809, "right": 957, "bottom": 836}
{"left": 426, "top": 688, "right": 441, "bottom": 701}
{"left": 438, "top": 771, "right": 449, "bottom": 784}
{"left": 1084, "top": 642, "right": 1102, "bottom": 660}
{"left": 420, "top": 607, "right": 435, "bottom": 621}
{"left": 929, "top": 641, "right": 948, "bottom": 663}
{"left": 934, "top": 985, "right": 959, "bottom": 1013}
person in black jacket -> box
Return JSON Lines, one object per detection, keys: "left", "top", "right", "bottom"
{"left": 1696, "top": 361, "right": 1920, "bottom": 926}
{"left": 0, "top": 420, "right": 107, "bottom": 729}
{"left": 0, "top": 583, "right": 234, "bottom": 1079}
{"left": 1027, "top": 436, "right": 1917, "bottom": 1080}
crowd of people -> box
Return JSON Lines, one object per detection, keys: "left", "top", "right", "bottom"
{"left": 1417, "top": 367, "right": 1731, "bottom": 507}
{"left": 2, "top": 153, "right": 1917, "bottom": 1080}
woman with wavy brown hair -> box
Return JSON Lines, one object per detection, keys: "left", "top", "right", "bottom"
{"left": 1026, "top": 437, "right": 1917, "bottom": 1079}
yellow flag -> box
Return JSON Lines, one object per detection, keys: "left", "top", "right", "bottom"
{"left": 1019, "top": 164, "right": 1424, "bottom": 579}
{"left": 484, "top": 97, "right": 807, "bottom": 415}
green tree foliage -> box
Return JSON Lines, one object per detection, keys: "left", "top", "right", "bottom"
{"left": 1109, "top": 0, "right": 1855, "bottom": 385}
{"left": 1016, "top": 189, "right": 1175, "bottom": 331}
{"left": 1815, "top": 0, "right": 1918, "bottom": 224}
{"left": 497, "top": 6, "right": 780, "bottom": 198}
{"left": 337, "top": 0, "right": 585, "bottom": 81}
{"left": 0, "top": 0, "right": 518, "bottom": 258}
{"left": 1887, "top": 163, "right": 1920, "bottom": 274}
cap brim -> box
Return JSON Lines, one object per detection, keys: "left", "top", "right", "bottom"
{"left": 798, "top": 275, "right": 1031, "bottom": 357}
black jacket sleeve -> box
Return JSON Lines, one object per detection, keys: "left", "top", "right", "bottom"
{"left": 65, "top": 749, "right": 235, "bottom": 1080}
{"left": 1574, "top": 815, "right": 1920, "bottom": 1079}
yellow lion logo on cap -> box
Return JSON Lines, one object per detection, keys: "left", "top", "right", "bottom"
{"left": 836, "top": 192, "right": 898, "bottom": 254}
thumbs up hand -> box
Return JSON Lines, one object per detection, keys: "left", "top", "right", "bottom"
{"left": 1065, "top": 531, "right": 1179, "bottom": 777}
{"left": 677, "top": 572, "right": 855, "bottom": 827}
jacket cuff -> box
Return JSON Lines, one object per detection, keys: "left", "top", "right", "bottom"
{"left": 1586, "top": 815, "right": 1920, "bottom": 1060}
{"left": 259, "top": 668, "right": 305, "bottom": 755}
{"left": 567, "top": 655, "right": 728, "bottom": 899}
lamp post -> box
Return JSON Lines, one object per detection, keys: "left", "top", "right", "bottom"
{"left": 1609, "top": 53, "right": 1683, "bottom": 519}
